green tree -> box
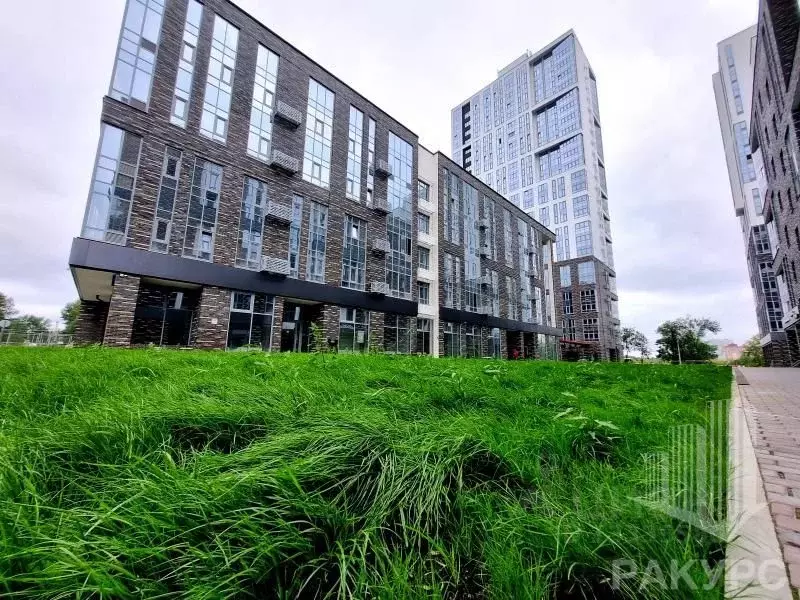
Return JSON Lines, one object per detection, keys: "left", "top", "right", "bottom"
{"left": 656, "top": 317, "right": 720, "bottom": 363}
{"left": 621, "top": 326, "right": 649, "bottom": 360}
{"left": 0, "top": 292, "right": 17, "bottom": 321}
{"left": 737, "top": 336, "right": 764, "bottom": 367}
{"left": 61, "top": 300, "right": 80, "bottom": 335}
{"left": 9, "top": 315, "right": 52, "bottom": 334}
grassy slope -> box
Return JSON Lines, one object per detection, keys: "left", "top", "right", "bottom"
{"left": 0, "top": 348, "right": 730, "bottom": 599}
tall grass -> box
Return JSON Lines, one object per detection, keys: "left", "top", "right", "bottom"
{"left": 0, "top": 348, "right": 730, "bottom": 599}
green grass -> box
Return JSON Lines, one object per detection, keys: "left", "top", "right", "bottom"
{"left": 0, "top": 347, "right": 731, "bottom": 599}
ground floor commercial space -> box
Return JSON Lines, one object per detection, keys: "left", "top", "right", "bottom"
{"left": 73, "top": 274, "right": 560, "bottom": 359}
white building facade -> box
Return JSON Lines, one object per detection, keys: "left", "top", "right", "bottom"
{"left": 417, "top": 146, "right": 440, "bottom": 357}
{"left": 713, "top": 26, "right": 788, "bottom": 352}
{"left": 450, "top": 31, "right": 621, "bottom": 359}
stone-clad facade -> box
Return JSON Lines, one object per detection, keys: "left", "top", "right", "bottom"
{"left": 69, "top": 0, "right": 561, "bottom": 357}
{"left": 751, "top": 0, "right": 800, "bottom": 365}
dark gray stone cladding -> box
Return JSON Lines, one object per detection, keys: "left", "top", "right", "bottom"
{"left": 752, "top": 0, "right": 800, "bottom": 365}
{"left": 75, "top": 0, "right": 422, "bottom": 349}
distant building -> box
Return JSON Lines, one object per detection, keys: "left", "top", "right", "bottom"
{"left": 449, "top": 31, "right": 621, "bottom": 361}
{"left": 723, "top": 343, "right": 743, "bottom": 361}
{"left": 713, "top": 26, "right": 785, "bottom": 363}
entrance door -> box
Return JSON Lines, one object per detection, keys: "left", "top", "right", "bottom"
{"left": 280, "top": 302, "right": 313, "bottom": 352}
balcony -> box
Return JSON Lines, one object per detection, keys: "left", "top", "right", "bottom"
{"left": 260, "top": 256, "right": 290, "bottom": 276}
{"left": 369, "top": 281, "right": 389, "bottom": 296}
{"left": 371, "top": 197, "right": 390, "bottom": 213}
{"left": 265, "top": 201, "right": 293, "bottom": 225}
{"left": 371, "top": 237, "right": 390, "bottom": 254}
{"left": 273, "top": 100, "right": 302, "bottom": 128}
{"left": 375, "top": 159, "right": 392, "bottom": 178}
{"left": 269, "top": 149, "right": 299, "bottom": 175}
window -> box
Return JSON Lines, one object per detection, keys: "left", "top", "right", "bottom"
{"left": 532, "top": 36, "right": 577, "bottom": 103}
{"left": 535, "top": 89, "right": 580, "bottom": 146}
{"left": 572, "top": 195, "right": 589, "bottom": 218}
{"left": 110, "top": 0, "right": 164, "bottom": 109}
{"left": 504, "top": 210, "right": 514, "bottom": 266}
{"left": 236, "top": 177, "right": 267, "bottom": 269}
{"left": 306, "top": 202, "right": 328, "bottom": 283}
{"left": 418, "top": 212, "right": 430, "bottom": 234}
{"left": 575, "top": 221, "right": 592, "bottom": 257}
{"left": 302, "top": 79, "right": 335, "bottom": 188}
{"left": 555, "top": 226, "right": 570, "bottom": 261}
{"left": 555, "top": 177, "right": 566, "bottom": 198}
{"left": 83, "top": 124, "right": 142, "bottom": 245}
{"left": 443, "top": 322, "right": 460, "bottom": 356}
{"left": 562, "top": 318, "right": 576, "bottom": 340}
{"left": 227, "top": 292, "right": 274, "bottom": 351}
{"left": 752, "top": 189, "right": 763, "bottom": 215}
{"left": 418, "top": 246, "right": 430, "bottom": 270}
{"left": 537, "top": 183, "right": 549, "bottom": 204}
{"left": 151, "top": 146, "right": 181, "bottom": 252}
{"left": 443, "top": 253, "right": 461, "bottom": 309}
{"left": 724, "top": 45, "right": 744, "bottom": 115}
{"left": 247, "top": 45, "right": 280, "bottom": 161}
{"left": 384, "top": 315, "right": 411, "bottom": 354}
{"left": 418, "top": 180, "right": 430, "bottom": 204}
{"left": 553, "top": 201, "right": 567, "bottom": 224}
{"left": 464, "top": 325, "right": 481, "bottom": 358}
{"left": 539, "top": 207, "right": 550, "bottom": 227}
{"left": 563, "top": 290, "right": 573, "bottom": 314}
{"left": 583, "top": 318, "right": 599, "bottom": 341}
{"left": 339, "top": 308, "right": 369, "bottom": 353}
{"left": 523, "top": 189, "right": 535, "bottom": 209}
{"left": 560, "top": 265, "right": 571, "bottom": 287}
{"left": 366, "top": 118, "right": 376, "bottom": 204}
{"left": 182, "top": 159, "right": 222, "bottom": 261}
{"left": 288, "top": 195, "right": 303, "bottom": 278}
{"left": 386, "top": 133, "right": 414, "bottom": 299}
{"left": 171, "top": 0, "right": 202, "bottom": 126}
{"left": 200, "top": 16, "right": 239, "bottom": 142}
{"left": 418, "top": 282, "right": 430, "bottom": 305}
{"left": 733, "top": 122, "right": 756, "bottom": 183}
{"left": 417, "top": 318, "right": 432, "bottom": 355}
{"left": 571, "top": 169, "right": 587, "bottom": 193}
{"left": 483, "top": 196, "right": 497, "bottom": 260}
{"left": 506, "top": 276, "right": 518, "bottom": 320}
{"left": 346, "top": 106, "right": 364, "bottom": 200}
{"left": 539, "top": 135, "right": 584, "bottom": 179}
{"left": 754, "top": 225, "right": 771, "bottom": 254}
{"left": 578, "top": 261, "right": 595, "bottom": 284}
{"left": 341, "top": 215, "right": 366, "bottom": 290}
{"left": 580, "top": 289, "right": 597, "bottom": 311}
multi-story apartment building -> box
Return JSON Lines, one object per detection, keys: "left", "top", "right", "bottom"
{"left": 422, "top": 147, "right": 560, "bottom": 359}
{"left": 450, "top": 31, "right": 621, "bottom": 360}
{"left": 713, "top": 26, "right": 786, "bottom": 361}
{"left": 69, "top": 0, "right": 561, "bottom": 358}
{"left": 749, "top": 0, "right": 800, "bottom": 366}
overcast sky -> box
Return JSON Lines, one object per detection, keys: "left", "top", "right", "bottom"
{"left": 0, "top": 0, "right": 758, "bottom": 344}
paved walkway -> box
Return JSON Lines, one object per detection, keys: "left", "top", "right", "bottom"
{"left": 738, "top": 367, "right": 800, "bottom": 594}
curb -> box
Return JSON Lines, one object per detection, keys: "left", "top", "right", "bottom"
{"left": 726, "top": 378, "right": 793, "bottom": 599}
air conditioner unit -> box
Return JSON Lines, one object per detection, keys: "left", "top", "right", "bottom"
{"left": 479, "top": 245, "right": 490, "bottom": 257}
{"left": 269, "top": 149, "right": 299, "bottom": 174}
{"left": 369, "top": 281, "right": 389, "bottom": 296}
{"left": 265, "top": 201, "right": 293, "bottom": 225}
{"left": 375, "top": 159, "right": 392, "bottom": 178}
{"left": 478, "top": 218, "right": 490, "bottom": 230}
{"left": 371, "top": 197, "right": 390, "bottom": 213}
{"left": 273, "top": 100, "right": 302, "bottom": 127}
{"left": 260, "top": 256, "right": 290, "bottom": 276}
{"left": 371, "top": 238, "right": 391, "bottom": 254}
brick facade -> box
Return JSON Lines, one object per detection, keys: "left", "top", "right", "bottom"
{"left": 74, "top": 301, "right": 109, "bottom": 345}
{"left": 103, "top": 275, "right": 141, "bottom": 347}
{"left": 752, "top": 0, "right": 800, "bottom": 366}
